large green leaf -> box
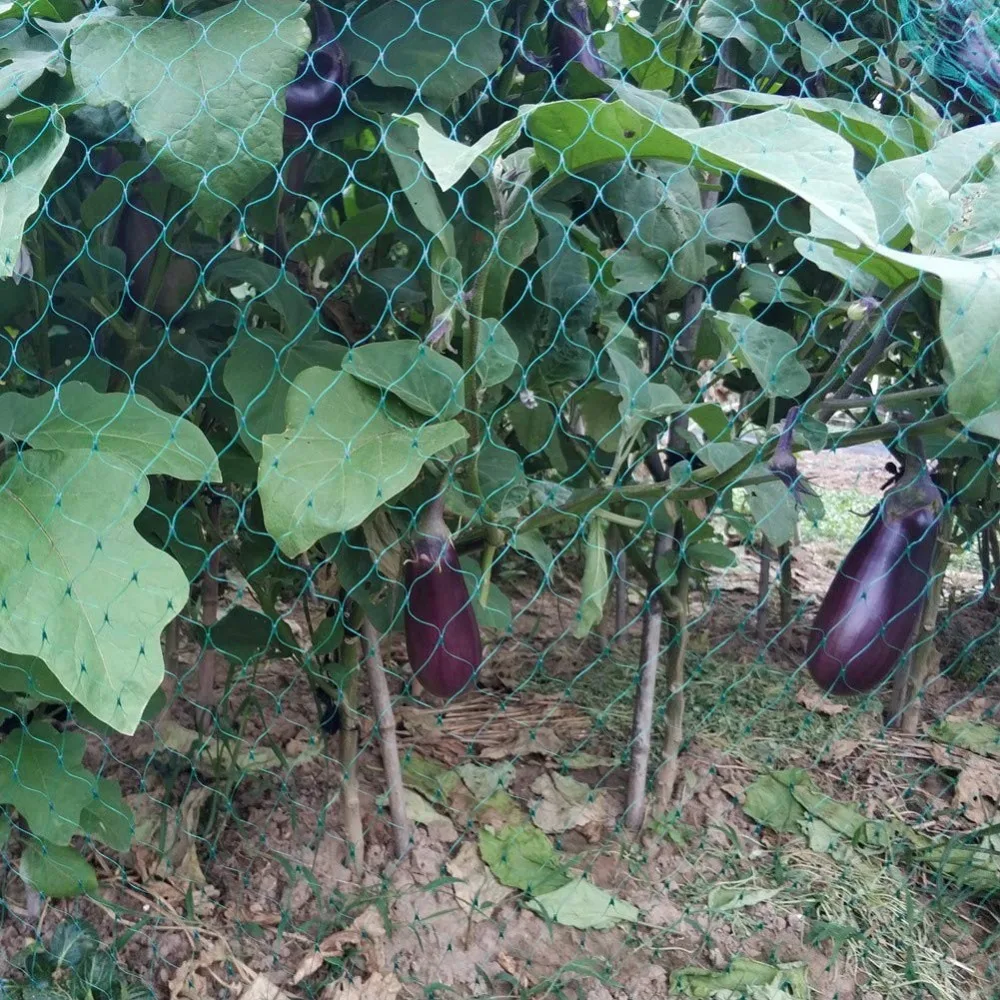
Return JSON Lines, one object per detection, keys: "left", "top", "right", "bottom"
{"left": 342, "top": 340, "right": 464, "bottom": 419}
{"left": 0, "top": 451, "right": 189, "bottom": 735}
{"left": 71, "top": 1, "right": 310, "bottom": 225}
{"left": 712, "top": 90, "right": 923, "bottom": 163}
{"left": 0, "top": 382, "right": 221, "bottom": 482}
{"left": 222, "top": 329, "right": 347, "bottom": 461}
{"left": 0, "top": 108, "right": 69, "bottom": 278}
{"left": 607, "top": 346, "right": 684, "bottom": 435}
{"left": 259, "top": 367, "right": 466, "bottom": 556}
{"left": 526, "top": 101, "right": 879, "bottom": 242}
{"left": 0, "top": 722, "right": 96, "bottom": 844}
{"left": 342, "top": 0, "right": 503, "bottom": 102}
{"left": 79, "top": 777, "right": 134, "bottom": 853}
{"left": 20, "top": 842, "right": 98, "bottom": 899}
{"left": 525, "top": 877, "right": 639, "bottom": 930}
{"left": 0, "top": 26, "right": 66, "bottom": 112}
{"left": 712, "top": 311, "right": 811, "bottom": 398}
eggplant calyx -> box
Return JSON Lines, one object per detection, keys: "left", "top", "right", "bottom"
{"left": 767, "top": 405, "right": 817, "bottom": 506}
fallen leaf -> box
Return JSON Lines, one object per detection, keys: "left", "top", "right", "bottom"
{"left": 827, "top": 740, "right": 859, "bottom": 761}
{"left": 479, "top": 725, "right": 562, "bottom": 760}
{"left": 323, "top": 972, "right": 402, "bottom": 1000}
{"left": 168, "top": 944, "right": 229, "bottom": 1000}
{"left": 446, "top": 841, "right": 512, "bottom": 917}
{"left": 954, "top": 758, "right": 1000, "bottom": 826}
{"left": 795, "top": 688, "right": 847, "bottom": 716}
{"left": 529, "top": 772, "right": 614, "bottom": 839}
{"left": 929, "top": 717, "right": 1000, "bottom": 759}
{"left": 240, "top": 976, "right": 292, "bottom": 1000}
{"left": 457, "top": 762, "right": 514, "bottom": 802}
{"left": 707, "top": 885, "right": 782, "bottom": 912}
{"left": 525, "top": 877, "right": 638, "bottom": 930}
{"left": 143, "top": 720, "right": 281, "bottom": 773}
{"left": 479, "top": 824, "right": 569, "bottom": 895}
{"left": 292, "top": 950, "right": 328, "bottom": 987}
{"left": 404, "top": 789, "right": 458, "bottom": 842}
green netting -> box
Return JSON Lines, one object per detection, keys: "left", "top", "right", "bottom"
{"left": 1, "top": 0, "right": 1000, "bottom": 997}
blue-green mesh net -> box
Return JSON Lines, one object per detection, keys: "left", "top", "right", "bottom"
{"left": 0, "top": 1, "right": 998, "bottom": 998}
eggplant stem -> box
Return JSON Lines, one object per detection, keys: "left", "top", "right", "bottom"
{"left": 653, "top": 558, "right": 691, "bottom": 816}
{"left": 479, "top": 544, "right": 495, "bottom": 609}
{"left": 756, "top": 541, "right": 772, "bottom": 641}
{"left": 778, "top": 543, "right": 794, "bottom": 630}
{"left": 195, "top": 499, "right": 223, "bottom": 734}
{"left": 338, "top": 626, "right": 365, "bottom": 875}
{"left": 362, "top": 619, "right": 411, "bottom": 859}
{"left": 625, "top": 532, "right": 669, "bottom": 830}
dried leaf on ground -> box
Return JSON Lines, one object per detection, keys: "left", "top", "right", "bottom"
{"left": 670, "top": 956, "right": 809, "bottom": 998}
{"left": 707, "top": 885, "right": 782, "bottom": 912}
{"left": 795, "top": 688, "right": 847, "bottom": 716}
{"left": 240, "top": 976, "right": 292, "bottom": 1000}
{"left": 479, "top": 725, "right": 562, "bottom": 760}
{"left": 524, "top": 877, "right": 638, "bottom": 930}
{"left": 405, "top": 789, "right": 458, "bottom": 841}
{"left": 529, "top": 772, "right": 614, "bottom": 839}
{"left": 168, "top": 944, "right": 230, "bottom": 1000}
{"left": 446, "top": 841, "right": 512, "bottom": 917}
{"left": 323, "top": 971, "right": 402, "bottom": 1000}
{"left": 954, "top": 758, "right": 1000, "bottom": 826}
{"left": 142, "top": 719, "right": 280, "bottom": 773}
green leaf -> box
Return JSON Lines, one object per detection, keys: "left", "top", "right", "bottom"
{"left": 795, "top": 19, "right": 862, "bottom": 74}
{"left": 459, "top": 556, "right": 512, "bottom": 632}
{"left": 476, "top": 439, "right": 528, "bottom": 513}
{"left": 712, "top": 90, "right": 922, "bottom": 163}
{"left": 525, "top": 878, "right": 639, "bottom": 930}
{"left": 222, "top": 329, "right": 347, "bottom": 461}
{"left": 19, "top": 842, "right": 98, "bottom": 899}
{"left": 684, "top": 539, "right": 738, "bottom": 569}
{"left": 208, "top": 256, "right": 319, "bottom": 339}
{"left": 0, "top": 722, "right": 95, "bottom": 844}
{"left": 0, "top": 109, "right": 69, "bottom": 278}
{"left": 707, "top": 885, "right": 782, "bottom": 912}
{"left": 393, "top": 112, "right": 522, "bottom": 192}
{"left": 713, "top": 311, "right": 811, "bottom": 398}
{"left": 342, "top": 340, "right": 464, "bottom": 420}
{"left": 573, "top": 516, "right": 610, "bottom": 639}
{"left": 927, "top": 717, "right": 1000, "bottom": 758}
{"left": 745, "top": 474, "right": 800, "bottom": 548}
{"left": 0, "top": 451, "right": 189, "bottom": 735}
{"left": 607, "top": 346, "right": 684, "bottom": 435}
{"left": 259, "top": 367, "right": 466, "bottom": 557}
{"left": 616, "top": 16, "right": 698, "bottom": 92}
{"left": 526, "top": 101, "right": 878, "bottom": 241}
{"left": 384, "top": 117, "right": 456, "bottom": 259}
{"left": 671, "top": 957, "right": 809, "bottom": 999}
{"left": 0, "top": 650, "right": 72, "bottom": 701}
{"left": 511, "top": 529, "right": 554, "bottom": 575}
{"left": 402, "top": 752, "right": 461, "bottom": 806}
{"left": 341, "top": 0, "right": 503, "bottom": 103}
{"left": 208, "top": 606, "right": 292, "bottom": 664}
{"left": 478, "top": 824, "right": 569, "bottom": 896}
{"left": 0, "top": 26, "right": 66, "bottom": 112}
{"left": 602, "top": 162, "right": 707, "bottom": 299}
{"left": 70, "top": 0, "right": 310, "bottom": 226}
{"left": 79, "top": 778, "right": 133, "bottom": 852}
{"left": 475, "top": 320, "right": 520, "bottom": 389}
{"left": 742, "top": 772, "right": 807, "bottom": 833}
{"left": 0, "top": 382, "right": 221, "bottom": 482}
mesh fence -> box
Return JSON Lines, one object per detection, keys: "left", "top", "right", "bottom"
{"left": 1, "top": 0, "right": 1000, "bottom": 997}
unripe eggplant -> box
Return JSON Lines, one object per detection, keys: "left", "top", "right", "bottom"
{"left": 806, "top": 465, "right": 944, "bottom": 695}
{"left": 404, "top": 492, "right": 482, "bottom": 698}
{"left": 284, "top": 0, "right": 349, "bottom": 137}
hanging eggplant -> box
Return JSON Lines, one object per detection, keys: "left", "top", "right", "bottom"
{"left": 404, "top": 490, "right": 482, "bottom": 699}
{"left": 806, "top": 459, "right": 944, "bottom": 695}
{"left": 284, "top": 0, "right": 350, "bottom": 136}
{"left": 548, "top": 0, "right": 606, "bottom": 76}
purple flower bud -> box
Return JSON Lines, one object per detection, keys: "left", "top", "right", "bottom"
{"left": 426, "top": 313, "right": 452, "bottom": 345}
{"left": 768, "top": 406, "right": 818, "bottom": 508}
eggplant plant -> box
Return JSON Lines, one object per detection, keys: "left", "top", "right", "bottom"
{"left": 0, "top": 0, "right": 997, "bottom": 908}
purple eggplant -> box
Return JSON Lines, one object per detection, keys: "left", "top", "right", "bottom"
{"left": 404, "top": 491, "right": 482, "bottom": 698}
{"left": 550, "top": 0, "right": 606, "bottom": 77}
{"left": 284, "top": 0, "right": 349, "bottom": 137}
{"left": 806, "top": 464, "right": 944, "bottom": 695}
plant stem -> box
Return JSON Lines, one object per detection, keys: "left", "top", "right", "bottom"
{"left": 815, "top": 385, "right": 945, "bottom": 417}
{"left": 339, "top": 620, "right": 365, "bottom": 875}
{"left": 625, "top": 532, "right": 669, "bottom": 830}
{"left": 653, "top": 558, "right": 691, "bottom": 815}
{"left": 778, "top": 543, "right": 794, "bottom": 629}
{"left": 887, "top": 513, "right": 951, "bottom": 729}
{"left": 756, "top": 542, "right": 771, "bottom": 641}
{"left": 195, "top": 500, "right": 222, "bottom": 733}
{"left": 613, "top": 529, "right": 629, "bottom": 641}
{"left": 160, "top": 618, "right": 180, "bottom": 720}
{"left": 361, "top": 619, "right": 410, "bottom": 860}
